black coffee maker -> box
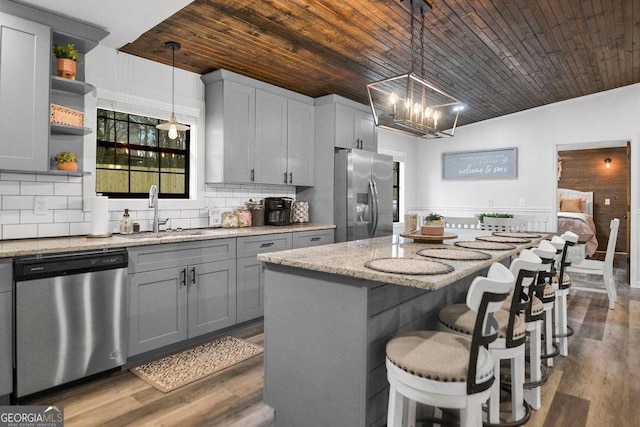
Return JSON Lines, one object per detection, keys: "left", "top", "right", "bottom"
{"left": 264, "top": 197, "right": 293, "bottom": 225}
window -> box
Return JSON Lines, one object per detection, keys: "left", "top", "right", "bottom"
{"left": 96, "top": 109, "right": 189, "bottom": 198}
{"left": 393, "top": 161, "right": 400, "bottom": 222}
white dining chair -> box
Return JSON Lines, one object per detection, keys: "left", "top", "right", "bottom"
{"left": 445, "top": 216, "right": 480, "bottom": 229}
{"left": 566, "top": 218, "right": 620, "bottom": 310}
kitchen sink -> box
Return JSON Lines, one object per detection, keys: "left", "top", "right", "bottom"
{"left": 121, "top": 229, "right": 213, "bottom": 239}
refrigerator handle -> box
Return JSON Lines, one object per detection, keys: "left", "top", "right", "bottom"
{"left": 371, "top": 179, "right": 380, "bottom": 237}
{"left": 368, "top": 180, "right": 375, "bottom": 238}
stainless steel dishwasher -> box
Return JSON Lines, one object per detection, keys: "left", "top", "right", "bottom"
{"left": 14, "top": 248, "right": 128, "bottom": 397}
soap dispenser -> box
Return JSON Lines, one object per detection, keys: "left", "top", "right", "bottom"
{"left": 120, "top": 209, "right": 133, "bottom": 234}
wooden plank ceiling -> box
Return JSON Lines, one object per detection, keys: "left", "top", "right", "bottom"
{"left": 120, "top": 0, "right": 640, "bottom": 127}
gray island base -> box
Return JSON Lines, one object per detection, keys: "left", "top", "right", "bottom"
{"left": 259, "top": 234, "right": 543, "bottom": 426}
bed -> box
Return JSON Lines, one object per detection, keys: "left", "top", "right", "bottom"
{"left": 557, "top": 188, "right": 598, "bottom": 257}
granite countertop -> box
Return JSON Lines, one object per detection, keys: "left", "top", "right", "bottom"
{"left": 0, "top": 223, "right": 335, "bottom": 258}
{"left": 257, "top": 231, "right": 546, "bottom": 291}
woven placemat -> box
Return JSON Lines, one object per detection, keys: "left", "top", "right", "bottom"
{"left": 455, "top": 240, "right": 516, "bottom": 250}
{"left": 417, "top": 248, "right": 491, "bottom": 261}
{"left": 493, "top": 231, "right": 542, "bottom": 238}
{"left": 364, "top": 257, "right": 454, "bottom": 275}
{"left": 476, "top": 235, "right": 531, "bottom": 243}
{"left": 131, "top": 336, "right": 263, "bottom": 393}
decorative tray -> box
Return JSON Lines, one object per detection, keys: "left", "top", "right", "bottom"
{"left": 364, "top": 258, "right": 454, "bottom": 275}
{"left": 400, "top": 232, "right": 458, "bottom": 243}
{"left": 492, "top": 231, "right": 542, "bottom": 239}
{"left": 417, "top": 248, "right": 491, "bottom": 261}
{"left": 454, "top": 241, "right": 516, "bottom": 250}
{"left": 476, "top": 235, "right": 531, "bottom": 243}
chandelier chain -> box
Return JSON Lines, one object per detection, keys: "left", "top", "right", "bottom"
{"left": 420, "top": 12, "right": 426, "bottom": 78}
{"left": 409, "top": 2, "right": 416, "bottom": 72}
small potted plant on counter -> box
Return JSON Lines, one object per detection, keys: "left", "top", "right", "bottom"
{"left": 53, "top": 43, "right": 79, "bottom": 80}
{"left": 55, "top": 151, "right": 78, "bottom": 171}
{"left": 421, "top": 212, "right": 444, "bottom": 236}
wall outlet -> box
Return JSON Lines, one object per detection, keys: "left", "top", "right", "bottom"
{"left": 519, "top": 197, "right": 526, "bottom": 207}
{"left": 34, "top": 196, "right": 48, "bottom": 215}
{"left": 605, "top": 198, "right": 611, "bottom": 205}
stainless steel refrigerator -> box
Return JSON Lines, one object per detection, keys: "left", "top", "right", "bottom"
{"left": 334, "top": 148, "right": 393, "bottom": 242}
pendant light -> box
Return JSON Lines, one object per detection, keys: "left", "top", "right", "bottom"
{"left": 367, "top": 0, "right": 463, "bottom": 139}
{"left": 156, "top": 41, "right": 189, "bottom": 139}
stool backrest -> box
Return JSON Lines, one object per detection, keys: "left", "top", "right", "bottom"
{"left": 506, "top": 250, "right": 542, "bottom": 345}
{"left": 465, "top": 262, "right": 515, "bottom": 394}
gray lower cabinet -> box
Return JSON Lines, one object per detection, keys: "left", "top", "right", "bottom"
{"left": 127, "top": 239, "right": 237, "bottom": 356}
{"left": 237, "top": 230, "right": 335, "bottom": 323}
{"left": 0, "top": 260, "right": 12, "bottom": 398}
{"left": 237, "top": 233, "right": 293, "bottom": 323}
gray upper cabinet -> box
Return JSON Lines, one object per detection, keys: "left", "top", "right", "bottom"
{"left": 203, "top": 78, "right": 256, "bottom": 184}
{"left": 334, "top": 102, "right": 377, "bottom": 152}
{"left": 286, "top": 99, "right": 314, "bottom": 186}
{"left": 202, "top": 69, "right": 314, "bottom": 186}
{"left": 0, "top": 12, "right": 50, "bottom": 172}
{"left": 255, "top": 89, "right": 287, "bottom": 185}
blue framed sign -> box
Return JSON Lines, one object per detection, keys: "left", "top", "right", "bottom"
{"left": 442, "top": 147, "right": 517, "bottom": 180}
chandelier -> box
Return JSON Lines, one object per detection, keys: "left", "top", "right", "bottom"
{"left": 367, "top": 0, "right": 463, "bottom": 139}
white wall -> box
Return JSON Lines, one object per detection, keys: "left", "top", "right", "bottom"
{"left": 409, "top": 83, "right": 640, "bottom": 287}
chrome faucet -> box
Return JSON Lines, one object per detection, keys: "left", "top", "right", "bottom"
{"left": 149, "top": 185, "right": 162, "bottom": 233}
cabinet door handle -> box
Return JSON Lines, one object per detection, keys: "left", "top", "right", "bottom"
{"left": 289, "top": 172, "right": 293, "bottom": 184}
{"left": 310, "top": 237, "right": 321, "bottom": 241}
{"left": 284, "top": 172, "right": 288, "bottom": 184}
{"left": 181, "top": 268, "right": 187, "bottom": 286}
{"left": 260, "top": 242, "right": 274, "bottom": 248}
{"left": 251, "top": 169, "right": 255, "bottom": 182}
{"left": 190, "top": 267, "right": 196, "bottom": 284}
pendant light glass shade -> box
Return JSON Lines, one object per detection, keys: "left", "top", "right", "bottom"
{"left": 156, "top": 41, "right": 189, "bottom": 139}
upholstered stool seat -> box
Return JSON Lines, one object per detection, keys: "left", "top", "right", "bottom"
{"left": 387, "top": 331, "right": 494, "bottom": 385}
{"left": 439, "top": 304, "right": 527, "bottom": 341}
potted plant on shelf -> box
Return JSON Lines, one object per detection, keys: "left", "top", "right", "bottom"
{"left": 421, "top": 213, "right": 444, "bottom": 236}
{"left": 53, "top": 44, "right": 79, "bottom": 80}
{"left": 56, "top": 151, "right": 78, "bottom": 171}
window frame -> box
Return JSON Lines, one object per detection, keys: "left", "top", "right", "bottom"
{"left": 95, "top": 108, "right": 190, "bottom": 199}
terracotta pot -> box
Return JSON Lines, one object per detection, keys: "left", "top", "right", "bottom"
{"left": 421, "top": 222, "right": 444, "bottom": 236}
{"left": 57, "top": 161, "right": 78, "bottom": 171}
{"left": 57, "top": 58, "right": 76, "bottom": 80}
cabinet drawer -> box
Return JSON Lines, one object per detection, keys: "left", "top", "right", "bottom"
{"left": 237, "top": 233, "right": 292, "bottom": 258}
{"left": 292, "top": 229, "right": 335, "bottom": 249}
{"left": 128, "top": 238, "right": 236, "bottom": 274}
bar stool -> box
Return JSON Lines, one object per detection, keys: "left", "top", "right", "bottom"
{"left": 438, "top": 254, "right": 538, "bottom": 426}
{"left": 385, "top": 263, "right": 515, "bottom": 427}
{"left": 531, "top": 241, "right": 559, "bottom": 368}
{"left": 549, "top": 232, "right": 578, "bottom": 357}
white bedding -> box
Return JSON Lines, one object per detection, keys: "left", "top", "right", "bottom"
{"left": 557, "top": 212, "right": 598, "bottom": 257}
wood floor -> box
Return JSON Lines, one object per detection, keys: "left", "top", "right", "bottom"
{"left": 21, "top": 258, "right": 639, "bottom": 426}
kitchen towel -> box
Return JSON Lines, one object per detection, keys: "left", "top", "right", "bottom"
{"left": 89, "top": 195, "right": 110, "bottom": 236}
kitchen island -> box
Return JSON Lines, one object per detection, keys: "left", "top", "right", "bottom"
{"left": 258, "top": 232, "right": 544, "bottom": 427}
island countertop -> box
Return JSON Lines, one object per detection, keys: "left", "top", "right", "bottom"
{"left": 258, "top": 231, "right": 545, "bottom": 290}
{"left": 0, "top": 223, "right": 335, "bottom": 258}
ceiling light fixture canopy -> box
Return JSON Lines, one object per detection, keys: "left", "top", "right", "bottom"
{"left": 367, "top": 0, "right": 463, "bottom": 139}
{"left": 156, "top": 41, "right": 189, "bottom": 140}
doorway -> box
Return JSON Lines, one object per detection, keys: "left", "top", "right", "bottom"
{"left": 556, "top": 140, "right": 630, "bottom": 280}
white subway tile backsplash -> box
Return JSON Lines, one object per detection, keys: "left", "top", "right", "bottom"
{"left": 70, "top": 221, "right": 91, "bottom": 236}
{"left": 54, "top": 210, "right": 85, "bottom": 223}
{"left": 38, "top": 223, "right": 70, "bottom": 238}
{"left": 48, "top": 196, "right": 69, "bottom": 210}
{"left": 68, "top": 196, "right": 83, "bottom": 210}
{"left": 1, "top": 172, "right": 35, "bottom": 182}
{"left": 54, "top": 182, "right": 82, "bottom": 196}
{"left": 0, "top": 181, "right": 20, "bottom": 195}
{"left": 21, "top": 210, "right": 54, "bottom": 224}
{"left": 0, "top": 210, "right": 20, "bottom": 225}
{"left": 20, "top": 182, "right": 54, "bottom": 195}
{"left": 4, "top": 224, "right": 38, "bottom": 239}
{"left": 3, "top": 196, "right": 34, "bottom": 210}
{"left": 36, "top": 174, "right": 69, "bottom": 183}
